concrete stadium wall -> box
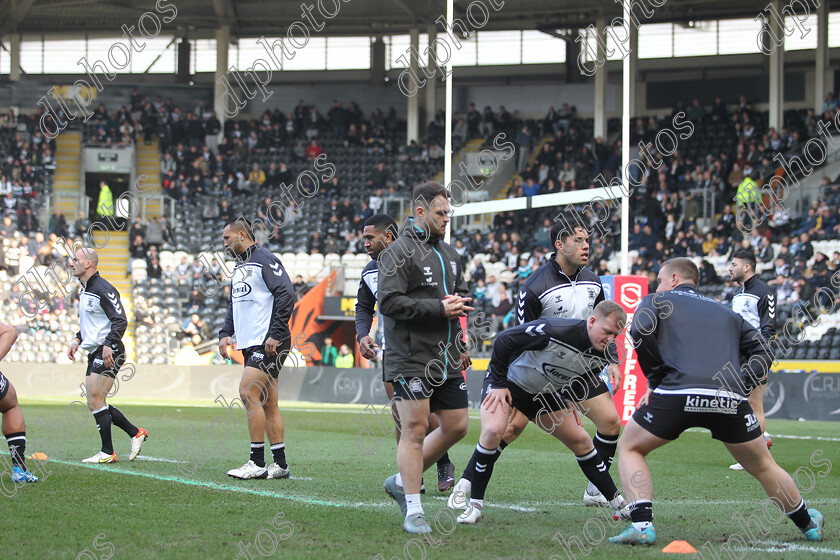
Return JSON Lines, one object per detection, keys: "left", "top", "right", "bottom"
{"left": 4, "top": 364, "right": 839, "bottom": 422}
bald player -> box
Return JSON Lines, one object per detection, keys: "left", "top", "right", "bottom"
{"left": 67, "top": 247, "right": 148, "bottom": 464}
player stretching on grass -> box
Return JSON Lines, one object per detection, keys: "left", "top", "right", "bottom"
{"left": 610, "top": 258, "right": 823, "bottom": 545}
{"left": 0, "top": 322, "right": 38, "bottom": 482}
{"left": 67, "top": 248, "right": 148, "bottom": 464}
{"left": 453, "top": 301, "right": 631, "bottom": 524}
{"left": 355, "top": 213, "right": 456, "bottom": 492}
{"left": 451, "top": 222, "right": 622, "bottom": 509}
{"left": 219, "top": 217, "right": 296, "bottom": 480}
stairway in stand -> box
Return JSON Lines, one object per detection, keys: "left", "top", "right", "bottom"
{"left": 90, "top": 230, "right": 135, "bottom": 363}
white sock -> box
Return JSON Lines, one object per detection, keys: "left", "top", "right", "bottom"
{"left": 632, "top": 521, "right": 652, "bottom": 531}
{"left": 469, "top": 499, "right": 483, "bottom": 509}
{"left": 456, "top": 477, "right": 471, "bottom": 490}
{"left": 405, "top": 493, "right": 423, "bottom": 517}
{"left": 395, "top": 472, "right": 402, "bottom": 487}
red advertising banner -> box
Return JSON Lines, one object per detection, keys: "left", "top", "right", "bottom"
{"left": 609, "top": 275, "right": 649, "bottom": 425}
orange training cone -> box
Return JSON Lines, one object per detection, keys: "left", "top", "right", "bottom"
{"left": 28, "top": 452, "right": 49, "bottom": 461}
{"left": 662, "top": 540, "right": 697, "bottom": 554}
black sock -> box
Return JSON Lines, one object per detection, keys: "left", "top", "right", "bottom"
{"left": 250, "top": 442, "right": 265, "bottom": 467}
{"left": 270, "top": 442, "right": 287, "bottom": 469}
{"left": 593, "top": 431, "right": 618, "bottom": 471}
{"left": 468, "top": 444, "right": 501, "bottom": 501}
{"left": 575, "top": 449, "right": 617, "bottom": 500}
{"left": 437, "top": 452, "right": 450, "bottom": 468}
{"left": 108, "top": 405, "right": 139, "bottom": 437}
{"left": 787, "top": 500, "right": 814, "bottom": 530}
{"left": 499, "top": 440, "right": 509, "bottom": 450}
{"left": 93, "top": 407, "right": 114, "bottom": 455}
{"left": 6, "top": 432, "right": 26, "bottom": 469}
{"left": 630, "top": 500, "right": 654, "bottom": 523}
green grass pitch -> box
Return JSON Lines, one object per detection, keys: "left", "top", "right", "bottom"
{"left": 3, "top": 400, "right": 838, "bottom": 559}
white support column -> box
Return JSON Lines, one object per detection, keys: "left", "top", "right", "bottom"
{"left": 406, "top": 27, "right": 421, "bottom": 144}
{"left": 214, "top": 26, "right": 230, "bottom": 128}
{"left": 815, "top": 0, "right": 828, "bottom": 114}
{"left": 767, "top": 1, "right": 784, "bottom": 131}
{"left": 593, "top": 18, "right": 608, "bottom": 141}
{"left": 9, "top": 33, "right": 20, "bottom": 82}
{"left": 620, "top": 4, "right": 630, "bottom": 275}
{"left": 426, "top": 24, "right": 438, "bottom": 134}
{"left": 443, "top": 0, "right": 454, "bottom": 244}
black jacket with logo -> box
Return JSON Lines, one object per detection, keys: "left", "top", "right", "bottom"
{"left": 378, "top": 218, "right": 468, "bottom": 382}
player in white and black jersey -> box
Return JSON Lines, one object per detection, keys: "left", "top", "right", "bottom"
{"left": 218, "top": 217, "right": 296, "bottom": 480}
{"left": 67, "top": 248, "right": 148, "bottom": 464}
{"left": 355, "top": 214, "right": 456, "bottom": 492}
{"left": 451, "top": 221, "right": 623, "bottom": 509}
{"left": 728, "top": 249, "right": 776, "bottom": 471}
{"left": 452, "top": 302, "right": 631, "bottom": 524}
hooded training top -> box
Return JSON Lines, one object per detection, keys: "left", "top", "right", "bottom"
{"left": 515, "top": 255, "right": 604, "bottom": 325}
{"left": 355, "top": 259, "right": 382, "bottom": 346}
{"left": 378, "top": 218, "right": 468, "bottom": 382}
{"left": 488, "top": 317, "right": 610, "bottom": 394}
{"left": 219, "top": 244, "right": 295, "bottom": 349}
{"left": 731, "top": 275, "right": 777, "bottom": 341}
{"left": 630, "top": 284, "right": 774, "bottom": 399}
{"left": 76, "top": 272, "right": 127, "bottom": 351}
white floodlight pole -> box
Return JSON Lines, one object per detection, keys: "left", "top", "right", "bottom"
{"left": 620, "top": 0, "right": 631, "bottom": 275}
{"left": 444, "top": 0, "right": 454, "bottom": 243}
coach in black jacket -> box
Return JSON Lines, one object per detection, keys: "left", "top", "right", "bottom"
{"left": 378, "top": 181, "right": 473, "bottom": 534}
{"left": 609, "top": 258, "right": 823, "bottom": 546}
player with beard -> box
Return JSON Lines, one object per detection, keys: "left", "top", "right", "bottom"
{"left": 450, "top": 220, "right": 623, "bottom": 509}
{"left": 355, "top": 213, "right": 456, "bottom": 491}
{"left": 727, "top": 249, "right": 776, "bottom": 471}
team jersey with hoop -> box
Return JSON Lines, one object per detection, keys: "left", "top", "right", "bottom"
{"left": 355, "top": 259, "right": 384, "bottom": 347}
{"left": 488, "top": 318, "right": 611, "bottom": 394}
{"left": 515, "top": 255, "right": 604, "bottom": 325}
{"left": 731, "top": 275, "right": 776, "bottom": 342}
{"left": 219, "top": 244, "right": 295, "bottom": 349}
{"left": 75, "top": 272, "right": 127, "bottom": 351}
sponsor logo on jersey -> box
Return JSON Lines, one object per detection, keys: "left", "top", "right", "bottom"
{"left": 683, "top": 395, "right": 739, "bottom": 414}
{"left": 450, "top": 261, "right": 458, "bottom": 275}
{"left": 0, "top": 375, "right": 6, "bottom": 394}
{"left": 459, "top": 382, "right": 467, "bottom": 391}
{"left": 644, "top": 411, "right": 654, "bottom": 423}
{"left": 587, "top": 288, "right": 596, "bottom": 300}
{"left": 251, "top": 351, "right": 264, "bottom": 361}
{"left": 108, "top": 292, "right": 123, "bottom": 315}
{"left": 408, "top": 378, "right": 425, "bottom": 394}
{"left": 232, "top": 281, "right": 252, "bottom": 298}
{"left": 92, "top": 358, "right": 104, "bottom": 367}
{"left": 744, "top": 413, "right": 759, "bottom": 430}
{"left": 541, "top": 362, "right": 574, "bottom": 383}
{"left": 270, "top": 262, "right": 283, "bottom": 278}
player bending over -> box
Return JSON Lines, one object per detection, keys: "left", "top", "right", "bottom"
{"left": 453, "top": 301, "right": 631, "bottom": 524}
{"left": 0, "top": 322, "right": 38, "bottom": 482}
{"left": 452, "top": 222, "right": 622, "bottom": 509}
{"left": 68, "top": 248, "right": 148, "bottom": 464}
{"left": 610, "top": 258, "right": 823, "bottom": 545}
{"left": 219, "top": 217, "right": 296, "bottom": 480}
{"left": 355, "top": 213, "right": 456, "bottom": 492}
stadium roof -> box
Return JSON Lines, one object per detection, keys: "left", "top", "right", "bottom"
{"left": 2, "top": 0, "right": 838, "bottom": 40}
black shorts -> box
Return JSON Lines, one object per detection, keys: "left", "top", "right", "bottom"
{"left": 392, "top": 374, "right": 468, "bottom": 412}
{"left": 560, "top": 373, "right": 610, "bottom": 403}
{"left": 481, "top": 376, "right": 566, "bottom": 421}
{"left": 0, "top": 371, "right": 8, "bottom": 400}
{"left": 242, "top": 339, "right": 291, "bottom": 378}
{"left": 86, "top": 342, "right": 127, "bottom": 378}
{"left": 633, "top": 391, "right": 762, "bottom": 444}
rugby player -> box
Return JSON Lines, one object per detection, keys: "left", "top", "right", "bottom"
{"left": 67, "top": 248, "right": 148, "bottom": 463}
{"left": 378, "top": 182, "right": 473, "bottom": 534}
{"left": 355, "top": 213, "right": 456, "bottom": 492}
{"left": 728, "top": 249, "right": 776, "bottom": 470}
{"left": 451, "top": 221, "right": 622, "bottom": 509}
{"left": 610, "top": 258, "right": 823, "bottom": 545}
{"left": 218, "top": 217, "right": 296, "bottom": 480}
{"left": 454, "top": 301, "right": 632, "bottom": 524}
{"left": 0, "top": 322, "right": 38, "bottom": 482}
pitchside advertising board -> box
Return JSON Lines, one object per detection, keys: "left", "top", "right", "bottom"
{"left": 600, "top": 275, "right": 649, "bottom": 425}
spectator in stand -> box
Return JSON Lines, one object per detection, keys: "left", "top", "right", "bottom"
{"left": 328, "top": 101, "right": 347, "bottom": 137}
{"left": 480, "top": 106, "right": 495, "bottom": 138}
{"left": 369, "top": 162, "right": 388, "bottom": 190}
{"left": 293, "top": 274, "right": 309, "bottom": 300}
{"left": 48, "top": 210, "right": 69, "bottom": 238}
{"left": 516, "top": 124, "right": 532, "bottom": 173}
{"left": 522, "top": 177, "right": 540, "bottom": 197}
{"left": 466, "top": 103, "right": 481, "bottom": 138}
{"left": 147, "top": 257, "right": 162, "bottom": 279}
{"left": 248, "top": 163, "right": 266, "bottom": 188}
{"left": 305, "top": 138, "right": 322, "bottom": 160}
{"left": 129, "top": 235, "right": 148, "bottom": 259}
{"left": 321, "top": 337, "right": 337, "bottom": 366}
{"left": 181, "top": 313, "right": 210, "bottom": 341}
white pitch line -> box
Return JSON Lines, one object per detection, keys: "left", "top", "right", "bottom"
{"left": 135, "top": 455, "right": 187, "bottom": 464}
{"left": 751, "top": 540, "right": 840, "bottom": 556}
